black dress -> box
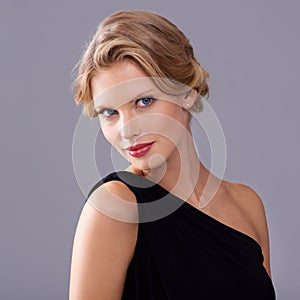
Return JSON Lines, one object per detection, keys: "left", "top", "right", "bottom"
{"left": 86, "top": 171, "right": 276, "bottom": 300}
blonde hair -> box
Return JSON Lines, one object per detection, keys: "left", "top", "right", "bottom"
{"left": 72, "top": 10, "right": 210, "bottom": 118}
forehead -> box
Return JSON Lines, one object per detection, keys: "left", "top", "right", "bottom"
{"left": 91, "top": 60, "right": 158, "bottom": 109}
{"left": 91, "top": 60, "right": 148, "bottom": 99}
{"left": 91, "top": 59, "right": 190, "bottom": 110}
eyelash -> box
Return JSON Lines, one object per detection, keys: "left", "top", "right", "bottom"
{"left": 97, "top": 97, "right": 155, "bottom": 117}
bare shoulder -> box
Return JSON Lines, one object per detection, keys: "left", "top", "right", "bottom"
{"left": 69, "top": 180, "right": 138, "bottom": 299}
{"left": 227, "top": 183, "right": 265, "bottom": 218}
{"left": 89, "top": 179, "right": 138, "bottom": 203}
{"left": 226, "top": 181, "right": 273, "bottom": 279}
{"left": 227, "top": 182, "right": 268, "bottom": 236}
{"left": 87, "top": 180, "right": 139, "bottom": 223}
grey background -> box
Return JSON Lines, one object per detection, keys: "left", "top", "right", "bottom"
{"left": 0, "top": 0, "right": 298, "bottom": 299}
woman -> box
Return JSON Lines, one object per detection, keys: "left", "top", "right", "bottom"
{"left": 69, "top": 10, "right": 276, "bottom": 299}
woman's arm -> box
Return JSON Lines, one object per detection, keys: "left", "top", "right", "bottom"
{"left": 238, "top": 184, "right": 273, "bottom": 280}
{"left": 251, "top": 190, "right": 272, "bottom": 280}
{"left": 69, "top": 181, "right": 138, "bottom": 300}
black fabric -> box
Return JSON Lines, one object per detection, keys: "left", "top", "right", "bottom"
{"left": 86, "top": 171, "right": 276, "bottom": 299}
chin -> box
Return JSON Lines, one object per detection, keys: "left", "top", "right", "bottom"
{"left": 129, "top": 154, "right": 168, "bottom": 176}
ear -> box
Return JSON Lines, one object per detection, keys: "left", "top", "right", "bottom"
{"left": 182, "top": 89, "right": 197, "bottom": 109}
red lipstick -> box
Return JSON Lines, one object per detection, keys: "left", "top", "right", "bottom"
{"left": 127, "top": 142, "right": 154, "bottom": 157}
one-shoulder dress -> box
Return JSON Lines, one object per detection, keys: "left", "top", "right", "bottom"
{"left": 86, "top": 171, "right": 276, "bottom": 300}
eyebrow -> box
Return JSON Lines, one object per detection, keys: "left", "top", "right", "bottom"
{"left": 94, "top": 88, "right": 157, "bottom": 112}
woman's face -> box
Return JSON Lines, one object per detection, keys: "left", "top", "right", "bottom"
{"left": 91, "top": 60, "right": 195, "bottom": 174}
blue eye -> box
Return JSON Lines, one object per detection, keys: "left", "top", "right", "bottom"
{"left": 97, "top": 97, "right": 154, "bottom": 117}
{"left": 98, "top": 108, "right": 118, "bottom": 117}
{"left": 136, "top": 97, "right": 154, "bottom": 107}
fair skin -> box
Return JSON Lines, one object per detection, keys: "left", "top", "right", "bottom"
{"left": 69, "top": 60, "right": 272, "bottom": 299}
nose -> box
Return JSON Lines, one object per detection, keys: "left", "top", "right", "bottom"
{"left": 119, "top": 111, "right": 141, "bottom": 141}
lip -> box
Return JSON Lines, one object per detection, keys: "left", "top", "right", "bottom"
{"left": 127, "top": 142, "right": 155, "bottom": 157}
{"left": 127, "top": 142, "right": 154, "bottom": 151}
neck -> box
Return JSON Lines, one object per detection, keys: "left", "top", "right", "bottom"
{"left": 130, "top": 125, "right": 212, "bottom": 205}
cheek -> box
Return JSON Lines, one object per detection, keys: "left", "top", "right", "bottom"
{"left": 149, "top": 112, "right": 186, "bottom": 144}
{"left": 101, "top": 125, "right": 117, "bottom": 146}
